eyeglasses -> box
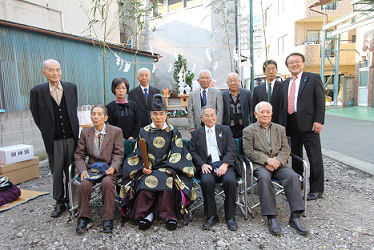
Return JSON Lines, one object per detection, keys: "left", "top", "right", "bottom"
{"left": 203, "top": 114, "right": 216, "bottom": 119}
{"left": 151, "top": 111, "right": 166, "bottom": 117}
{"left": 287, "top": 60, "right": 303, "bottom": 66}
{"left": 115, "top": 86, "right": 127, "bottom": 90}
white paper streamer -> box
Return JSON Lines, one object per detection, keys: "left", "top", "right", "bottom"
{"left": 152, "top": 63, "right": 156, "bottom": 73}
{"left": 205, "top": 48, "right": 212, "bottom": 63}
{"left": 123, "top": 61, "right": 131, "bottom": 72}
{"left": 191, "top": 63, "right": 196, "bottom": 73}
{"left": 213, "top": 61, "right": 218, "bottom": 71}
{"left": 233, "top": 47, "right": 239, "bottom": 61}
{"left": 149, "top": 45, "right": 154, "bottom": 56}
{"left": 173, "top": 48, "right": 178, "bottom": 61}
{"left": 167, "top": 63, "right": 172, "bottom": 73}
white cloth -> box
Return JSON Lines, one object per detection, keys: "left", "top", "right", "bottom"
{"left": 205, "top": 125, "right": 221, "bottom": 163}
{"left": 150, "top": 122, "right": 167, "bottom": 129}
{"left": 287, "top": 71, "right": 303, "bottom": 112}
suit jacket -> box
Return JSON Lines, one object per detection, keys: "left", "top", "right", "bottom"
{"left": 128, "top": 85, "right": 161, "bottom": 128}
{"left": 222, "top": 88, "right": 252, "bottom": 128}
{"left": 279, "top": 72, "right": 325, "bottom": 131}
{"left": 74, "top": 124, "right": 124, "bottom": 175}
{"left": 189, "top": 124, "right": 239, "bottom": 177}
{"left": 253, "top": 80, "right": 282, "bottom": 124}
{"left": 30, "top": 81, "right": 79, "bottom": 155}
{"left": 188, "top": 88, "right": 223, "bottom": 129}
{"left": 243, "top": 123, "right": 290, "bottom": 170}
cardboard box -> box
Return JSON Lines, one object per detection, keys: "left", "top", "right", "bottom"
{"left": 0, "top": 157, "right": 39, "bottom": 184}
{"left": 0, "top": 144, "right": 34, "bottom": 164}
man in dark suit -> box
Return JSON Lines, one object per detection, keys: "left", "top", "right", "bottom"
{"left": 30, "top": 59, "right": 79, "bottom": 217}
{"left": 243, "top": 101, "right": 308, "bottom": 236}
{"left": 128, "top": 68, "right": 161, "bottom": 128}
{"left": 222, "top": 72, "right": 252, "bottom": 138}
{"left": 189, "top": 105, "right": 239, "bottom": 231}
{"left": 74, "top": 105, "right": 124, "bottom": 234}
{"left": 253, "top": 60, "right": 282, "bottom": 124}
{"left": 279, "top": 52, "right": 325, "bottom": 201}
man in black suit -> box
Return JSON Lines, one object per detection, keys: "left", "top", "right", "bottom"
{"left": 30, "top": 59, "right": 79, "bottom": 217}
{"left": 190, "top": 105, "right": 239, "bottom": 231}
{"left": 128, "top": 68, "right": 161, "bottom": 128}
{"left": 279, "top": 52, "right": 325, "bottom": 201}
{"left": 253, "top": 60, "right": 282, "bottom": 124}
{"left": 222, "top": 72, "right": 252, "bottom": 138}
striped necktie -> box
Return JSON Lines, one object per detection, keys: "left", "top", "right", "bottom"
{"left": 288, "top": 76, "right": 298, "bottom": 114}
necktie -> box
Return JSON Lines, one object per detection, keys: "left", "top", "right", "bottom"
{"left": 267, "top": 82, "right": 272, "bottom": 102}
{"left": 288, "top": 76, "right": 298, "bottom": 114}
{"left": 97, "top": 133, "right": 102, "bottom": 151}
{"left": 208, "top": 129, "right": 220, "bottom": 162}
{"left": 144, "top": 88, "right": 148, "bottom": 99}
{"left": 202, "top": 89, "right": 207, "bottom": 107}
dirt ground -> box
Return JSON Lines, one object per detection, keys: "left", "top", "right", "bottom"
{"left": 1, "top": 154, "right": 373, "bottom": 250}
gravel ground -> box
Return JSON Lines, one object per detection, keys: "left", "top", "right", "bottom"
{"left": 1, "top": 130, "right": 373, "bottom": 249}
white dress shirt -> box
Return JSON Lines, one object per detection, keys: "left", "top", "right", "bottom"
{"left": 287, "top": 71, "right": 303, "bottom": 112}
{"left": 265, "top": 79, "right": 276, "bottom": 95}
{"left": 205, "top": 125, "right": 221, "bottom": 162}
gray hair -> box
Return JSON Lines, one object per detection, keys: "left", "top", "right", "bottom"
{"left": 91, "top": 104, "right": 108, "bottom": 116}
{"left": 201, "top": 105, "right": 216, "bottom": 115}
{"left": 255, "top": 101, "right": 273, "bottom": 113}
{"left": 199, "top": 70, "right": 212, "bottom": 79}
{"left": 42, "top": 59, "right": 60, "bottom": 70}
{"left": 137, "top": 67, "right": 151, "bottom": 77}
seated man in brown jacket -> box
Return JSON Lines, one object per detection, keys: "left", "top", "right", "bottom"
{"left": 243, "top": 101, "right": 308, "bottom": 236}
{"left": 74, "top": 104, "right": 124, "bottom": 234}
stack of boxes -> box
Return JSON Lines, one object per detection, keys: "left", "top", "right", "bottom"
{"left": 0, "top": 144, "right": 39, "bottom": 184}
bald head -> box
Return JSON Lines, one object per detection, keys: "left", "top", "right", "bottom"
{"left": 42, "top": 59, "right": 62, "bottom": 86}
{"left": 226, "top": 72, "right": 240, "bottom": 94}
{"left": 42, "top": 59, "right": 60, "bottom": 70}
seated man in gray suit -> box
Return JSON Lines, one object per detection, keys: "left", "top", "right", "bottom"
{"left": 74, "top": 105, "right": 124, "bottom": 234}
{"left": 243, "top": 101, "right": 308, "bottom": 236}
{"left": 188, "top": 70, "right": 223, "bottom": 132}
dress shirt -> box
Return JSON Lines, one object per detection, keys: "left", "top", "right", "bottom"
{"left": 200, "top": 87, "right": 209, "bottom": 102}
{"left": 205, "top": 125, "right": 221, "bottom": 162}
{"left": 49, "top": 81, "right": 63, "bottom": 105}
{"left": 140, "top": 85, "right": 149, "bottom": 97}
{"left": 265, "top": 79, "right": 276, "bottom": 95}
{"left": 94, "top": 123, "right": 107, "bottom": 156}
{"left": 287, "top": 71, "right": 303, "bottom": 112}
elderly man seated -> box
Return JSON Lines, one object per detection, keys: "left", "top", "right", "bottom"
{"left": 74, "top": 104, "right": 124, "bottom": 234}
{"left": 243, "top": 101, "right": 308, "bottom": 236}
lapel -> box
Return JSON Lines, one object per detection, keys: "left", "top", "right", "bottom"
{"left": 269, "top": 124, "right": 279, "bottom": 155}
{"left": 61, "top": 82, "right": 72, "bottom": 119}
{"left": 41, "top": 83, "right": 54, "bottom": 121}
{"left": 223, "top": 91, "right": 230, "bottom": 115}
{"left": 298, "top": 72, "right": 309, "bottom": 97}
{"left": 254, "top": 123, "right": 270, "bottom": 154}
{"left": 135, "top": 86, "right": 147, "bottom": 106}
{"left": 195, "top": 90, "right": 201, "bottom": 113}
{"left": 207, "top": 88, "right": 214, "bottom": 105}
{"left": 86, "top": 126, "right": 95, "bottom": 154}
{"left": 270, "top": 81, "right": 281, "bottom": 104}
{"left": 198, "top": 127, "right": 208, "bottom": 157}
{"left": 215, "top": 125, "right": 223, "bottom": 155}
{"left": 100, "top": 124, "right": 112, "bottom": 153}
{"left": 239, "top": 88, "right": 248, "bottom": 114}
{"left": 260, "top": 83, "right": 268, "bottom": 101}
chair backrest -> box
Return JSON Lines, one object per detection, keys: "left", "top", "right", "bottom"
{"left": 234, "top": 138, "right": 243, "bottom": 157}
{"left": 124, "top": 139, "right": 135, "bottom": 157}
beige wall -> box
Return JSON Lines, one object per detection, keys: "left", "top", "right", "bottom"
{"left": 0, "top": 0, "right": 121, "bottom": 43}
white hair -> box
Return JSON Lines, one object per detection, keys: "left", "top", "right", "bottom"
{"left": 42, "top": 59, "right": 60, "bottom": 70}
{"left": 198, "top": 69, "right": 212, "bottom": 79}
{"left": 255, "top": 101, "right": 273, "bottom": 113}
{"left": 137, "top": 67, "right": 151, "bottom": 77}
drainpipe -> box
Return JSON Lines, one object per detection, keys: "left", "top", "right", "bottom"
{"left": 17, "top": 0, "right": 65, "bottom": 32}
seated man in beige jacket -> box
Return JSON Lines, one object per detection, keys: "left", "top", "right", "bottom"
{"left": 243, "top": 101, "right": 308, "bottom": 236}
{"left": 74, "top": 104, "right": 124, "bottom": 234}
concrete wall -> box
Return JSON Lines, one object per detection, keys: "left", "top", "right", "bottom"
{"left": 0, "top": 0, "right": 121, "bottom": 43}
{"left": 0, "top": 111, "right": 45, "bottom": 155}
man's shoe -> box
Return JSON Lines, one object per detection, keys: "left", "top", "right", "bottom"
{"left": 226, "top": 218, "right": 238, "bottom": 231}
{"left": 76, "top": 217, "right": 92, "bottom": 234}
{"left": 202, "top": 215, "right": 219, "bottom": 230}
{"left": 306, "top": 192, "right": 323, "bottom": 201}
{"left": 103, "top": 220, "right": 113, "bottom": 233}
{"left": 138, "top": 219, "right": 152, "bottom": 231}
{"left": 289, "top": 217, "right": 309, "bottom": 235}
{"left": 165, "top": 219, "right": 178, "bottom": 231}
{"left": 268, "top": 217, "right": 281, "bottom": 236}
{"left": 51, "top": 204, "right": 66, "bottom": 218}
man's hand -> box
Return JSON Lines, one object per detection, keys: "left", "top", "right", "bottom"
{"left": 312, "top": 122, "right": 323, "bottom": 133}
{"left": 80, "top": 170, "right": 89, "bottom": 180}
{"left": 166, "top": 169, "right": 172, "bottom": 175}
{"left": 142, "top": 167, "right": 152, "bottom": 175}
{"left": 216, "top": 163, "right": 229, "bottom": 177}
{"left": 105, "top": 167, "right": 116, "bottom": 176}
{"left": 201, "top": 164, "right": 213, "bottom": 174}
{"left": 189, "top": 128, "right": 195, "bottom": 133}
{"left": 265, "top": 165, "right": 275, "bottom": 172}
{"left": 128, "top": 136, "right": 135, "bottom": 142}
{"left": 266, "top": 158, "right": 281, "bottom": 168}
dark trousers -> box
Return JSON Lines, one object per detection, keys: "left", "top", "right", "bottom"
{"left": 286, "top": 115, "right": 324, "bottom": 193}
{"left": 254, "top": 167, "right": 305, "bottom": 216}
{"left": 78, "top": 175, "right": 118, "bottom": 221}
{"left": 200, "top": 167, "right": 237, "bottom": 220}
{"left": 130, "top": 190, "right": 177, "bottom": 221}
{"left": 230, "top": 128, "right": 243, "bottom": 139}
{"left": 47, "top": 138, "right": 75, "bottom": 205}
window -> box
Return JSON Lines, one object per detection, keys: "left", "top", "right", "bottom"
{"left": 168, "top": 0, "right": 183, "bottom": 12}
{"left": 321, "top": 2, "right": 337, "bottom": 10}
{"left": 153, "top": 0, "right": 201, "bottom": 17}
{"left": 306, "top": 30, "right": 320, "bottom": 44}
{"left": 153, "top": 0, "right": 165, "bottom": 16}
{"left": 278, "top": 35, "right": 286, "bottom": 55}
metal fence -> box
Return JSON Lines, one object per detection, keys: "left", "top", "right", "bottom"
{"left": 0, "top": 23, "right": 156, "bottom": 112}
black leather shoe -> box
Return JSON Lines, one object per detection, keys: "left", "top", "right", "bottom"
{"left": 51, "top": 204, "right": 66, "bottom": 218}
{"left": 289, "top": 217, "right": 309, "bottom": 235}
{"left": 76, "top": 217, "right": 92, "bottom": 234}
{"left": 268, "top": 217, "right": 281, "bottom": 236}
{"left": 226, "top": 218, "right": 238, "bottom": 231}
{"left": 165, "top": 219, "right": 178, "bottom": 231}
{"left": 138, "top": 219, "right": 152, "bottom": 231}
{"left": 306, "top": 192, "right": 323, "bottom": 201}
{"left": 202, "top": 215, "right": 219, "bottom": 230}
{"left": 103, "top": 220, "right": 113, "bottom": 233}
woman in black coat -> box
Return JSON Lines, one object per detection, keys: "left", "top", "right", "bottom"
{"left": 106, "top": 78, "right": 140, "bottom": 142}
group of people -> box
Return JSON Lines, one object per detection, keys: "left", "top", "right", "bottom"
{"left": 30, "top": 51, "right": 325, "bottom": 237}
